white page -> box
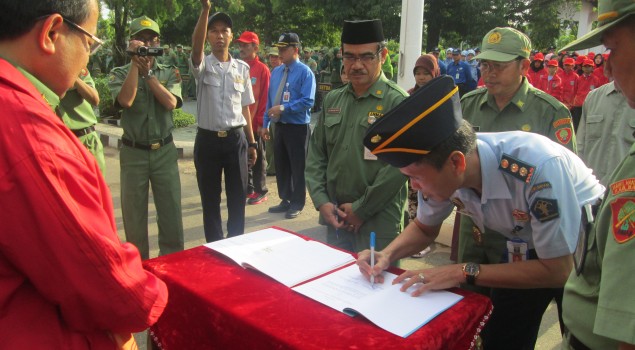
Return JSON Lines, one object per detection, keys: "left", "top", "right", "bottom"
{"left": 292, "top": 265, "right": 463, "bottom": 338}
{"left": 204, "top": 228, "right": 355, "bottom": 287}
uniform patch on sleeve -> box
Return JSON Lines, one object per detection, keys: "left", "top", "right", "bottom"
{"left": 530, "top": 182, "right": 552, "bottom": 196}
{"left": 499, "top": 154, "right": 535, "bottom": 183}
{"left": 174, "top": 68, "right": 182, "bottom": 83}
{"left": 553, "top": 118, "right": 572, "bottom": 128}
{"left": 555, "top": 127, "right": 573, "bottom": 144}
{"left": 530, "top": 198, "right": 560, "bottom": 222}
{"left": 611, "top": 197, "right": 635, "bottom": 243}
{"left": 610, "top": 178, "right": 635, "bottom": 195}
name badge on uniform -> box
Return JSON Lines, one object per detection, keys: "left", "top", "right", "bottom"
{"left": 455, "top": 73, "right": 460, "bottom": 80}
{"left": 574, "top": 203, "right": 595, "bottom": 275}
{"left": 507, "top": 238, "right": 528, "bottom": 262}
{"left": 283, "top": 91, "right": 290, "bottom": 103}
{"left": 363, "top": 147, "right": 378, "bottom": 160}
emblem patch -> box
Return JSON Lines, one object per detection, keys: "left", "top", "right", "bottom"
{"left": 140, "top": 20, "right": 152, "bottom": 27}
{"left": 512, "top": 209, "right": 530, "bottom": 222}
{"left": 531, "top": 198, "right": 560, "bottom": 222}
{"left": 499, "top": 154, "right": 535, "bottom": 183}
{"left": 327, "top": 108, "right": 341, "bottom": 114}
{"left": 174, "top": 68, "right": 181, "bottom": 83}
{"left": 610, "top": 178, "right": 635, "bottom": 195}
{"left": 376, "top": 105, "right": 383, "bottom": 110}
{"left": 530, "top": 182, "right": 552, "bottom": 196}
{"left": 521, "top": 124, "right": 531, "bottom": 132}
{"left": 376, "top": 90, "right": 383, "bottom": 95}
{"left": 472, "top": 226, "right": 483, "bottom": 245}
{"left": 251, "top": 77, "right": 257, "bottom": 85}
{"left": 488, "top": 32, "right": 502, "bottom": 44}
{"left": 370, "top": 135, "right": 382, "bottom": 143}
{"left": 555, "top": 127, "right": 573, "bottom": 144}
{"left": 611, "top": 197, "right": 635, "bottom": 243}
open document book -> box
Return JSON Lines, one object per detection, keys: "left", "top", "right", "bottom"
{"left": 203, "top": 227, "right": 355, "bottom": 287}
{"left": 204, "top": 227, "right": 463, "bottom": 338}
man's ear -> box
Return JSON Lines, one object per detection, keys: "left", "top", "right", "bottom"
{"left": 38, "top": 14, "right": 65, "bottom": 55}
{"left": 450, "top": 151, "right": 466, "bottom": 174}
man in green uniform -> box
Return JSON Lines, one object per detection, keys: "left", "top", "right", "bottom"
{"left": 159, "top": 44, "right": 177, "bottom": 66}
{"left": 457, "top": 26, "right": 577, "bottom": 348}
{"left": 306, "top": 19, "right": 408, "bottom": 253}
{"left": 60, "top": 68, "right": 105, "bottom": 172}
{"left": 560, "top": 1, "right": 635, "bottom": 349}
{"left": 175, "top": 44, "right": 191, "bottom": 100}
{"left": 108, "top": 16, "right": 184, "bottom": 260}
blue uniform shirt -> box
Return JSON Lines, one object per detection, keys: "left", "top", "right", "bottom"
{"left": 417, "top": 131, "right": 604, "bottom": 259}
{"left": 438, "top": 60, "right": 447, "bottom": 75}
{"left": 263, "top": 59, "right": 316, "bottom": 128}
{"left": 447, "top": 60, "right": 476, "bottom": 88}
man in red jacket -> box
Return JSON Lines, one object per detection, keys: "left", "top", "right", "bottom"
{"left": 237, "top": 31, "right": 271, "bottom": 205}
{"left": 558, "top": 57, "right": 579, "bottom": 109}
{"left": 0, "top": 0, "right": 168, "bottom": 348}
{"left": 527, "top": 52, "right": 547, "bottom": 86}
{"left": 539, "top": 59, "right": 564, "bottom": 102}
{"left": 572, "top": 59, "right": 601, "bottom": 130}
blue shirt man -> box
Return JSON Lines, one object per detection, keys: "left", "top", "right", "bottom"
{"left": 447, "top": 49, "right": 476, "bottom": 96}
{"left": 261, "top": 33, "right": 316, "bottom": 219}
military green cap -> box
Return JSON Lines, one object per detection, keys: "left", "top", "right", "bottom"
{"left": 560, "top": 0, "right": 635, "bottom": 52}
{"left": 474, "top": 27, "right": 531, "bottom": 62}
{"left": 268, "top": 47, "right": 279, "bottom": 56}
{"left": 163, "top": 44, "right": 170, "bottom": 49}
{"left": 130, "top": 15, "right": 160, "bottom": 37}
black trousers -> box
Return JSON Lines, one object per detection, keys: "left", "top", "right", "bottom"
{"left": 570, "top": 106, "right": 583, "bottom": 132}
{"left": 194, "top": 127, "right": 248, "bottom": 242}
{"left": 481, "top": 249, "right": 564, "bottom": 350}
{"left": 247, "top": 133, "right": 268, "bottom": 195}
{"left": 274, "top": 123, "right": 310, "bottom": 211}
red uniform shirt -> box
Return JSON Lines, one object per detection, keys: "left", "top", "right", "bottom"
{"left": 558, "top": 70, "right": 579, "bottom": 108}
{"left": 0, "top": 59, "right": 167, "bottom": 349}
{"left": 245, "top": 56, "right": 271, "bottom": 131}
{"left": 592, "top": 66, "right": 609, "bottom": 87}
{"left": 537, "top": 74, "right": 564, "bottom": 103}
{"left": 527, "top": 67, "right": 548, "bottom": 88}
{"left": 573, "top": 73, "right": 601, "bottom": 107}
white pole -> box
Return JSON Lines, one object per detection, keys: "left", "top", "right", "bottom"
{"left": 397, "top": 0, "right": 424, "bottom": 91}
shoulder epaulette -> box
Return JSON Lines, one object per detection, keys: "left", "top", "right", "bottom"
{"left": 530, "top": 85, "right": 567, "bottom": 110}
{"left": 461, "top": 86, "right": 487, "bottom": 100}
{"left": 499, "top": 153, "right": 535, "bottom": 184}
{"left": 385, "top": 79, "right": 409, "bottom": 96}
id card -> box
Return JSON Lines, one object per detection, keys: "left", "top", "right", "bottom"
{"left": 363, "top": 147, "right": 378, "bottom": 160}
{"left": 507, "top": 238, "right": 528, "bottom": 262}
{"left": 283, "top": 91, "right": 290, "bottom": 103}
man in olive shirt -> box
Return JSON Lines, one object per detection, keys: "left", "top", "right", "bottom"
{"left": 60, "top": 68, "right": 105, "bottom": 172}
{"left": 109, "top": 16, "right": 184, "bottom": 260}
{"left": 560, "top": 2, "right": 635, "bottom": 349}
{"left": 306, "top": 19, "right": 408, "bottom": 252}
{"left": 458, "top": 27, "right": 576, "bottom": 349}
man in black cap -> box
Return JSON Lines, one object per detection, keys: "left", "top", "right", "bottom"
{"left": 305, "top": 19, "right": 409, "bottom": 253}
{"left": 190, "top": 0, "right": 257, "bottom": 242}
{"left": 261, "top": 32, "right": 316, "bottom": 219}
{"left": 356, "top": 76, "right": 604, "bottom": 349}
{"left": 430, "top": 46, "right": 446, "bottom": 75}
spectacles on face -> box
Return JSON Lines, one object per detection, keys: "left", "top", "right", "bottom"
{"left": 36, "top": 15, "right": 104, "bottom": 55}
{"left": 480, "top": 60, "right": 517, "bottom": 73}
{"left": 343, "top": 48, "right": 382, "bottom": 64}
{"left": 132, "top": 35, "right": 160, "bottom": 45}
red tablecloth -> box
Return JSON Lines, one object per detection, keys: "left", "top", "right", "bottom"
{"left": 144, "top": 242, "right": 492, "bottom": 350}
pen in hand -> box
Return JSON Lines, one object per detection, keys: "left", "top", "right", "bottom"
{"left": 370, "top": 231, "right": 375, "bottom": 288}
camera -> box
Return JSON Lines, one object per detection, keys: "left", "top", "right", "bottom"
{"left": 127, "top": 46, "right": 164, "bottom": 57}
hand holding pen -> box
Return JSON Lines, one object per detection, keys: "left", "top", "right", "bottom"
{"left": 356, "top": 243, "right": 390, "bottom": 285}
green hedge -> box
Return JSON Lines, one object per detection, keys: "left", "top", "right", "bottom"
{"left": 173, "top": 109, "right": 196, "bottom": 128}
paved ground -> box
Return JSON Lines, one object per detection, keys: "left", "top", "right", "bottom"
{"left": 98, "top": 101, "right": 562, "bottom": 349}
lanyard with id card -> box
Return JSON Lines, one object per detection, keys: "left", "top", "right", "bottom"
{"left": 282, "top": 83, "right": 290, "bottom": 103}
{"left": 507, "top": 225, "right": 527, "bottom": 262}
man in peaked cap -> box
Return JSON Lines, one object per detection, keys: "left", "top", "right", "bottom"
{"left": 191, "top": 0, "right": 257, "bottom": 242}
{"left": 457, "top": 26, "right": 577, "bottom": 347}
{"left": 109, "top": 15, "right": 185, "bottom": 260}
{"left": 559, "top": 1, "right": 635, "bottom": 349}
{"left": 305, "top": 19, "right": 408, "bottom": 253}
{"left": 447, "top": 48, "right": 476, "bottom": 96}
{"left": 357, "top": 75, "right": 604, "bottom": 350}
{"left": 261, "top": 31, "right": 315, "bottom": 220}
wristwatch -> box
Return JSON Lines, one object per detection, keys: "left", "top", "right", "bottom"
{"left": 462, "top": 262, "right": 480, "bottom": 285}
{"left": 142, "top": 69, "right": 154, "bottom": 79}
{"left": 279, "top": 104, "right": 285, "bottom": 112}
{"left": 248, "top": 142, "right": 258, "bottom": 149}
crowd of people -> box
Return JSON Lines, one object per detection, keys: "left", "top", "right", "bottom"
{"left": 1, "top": 0, "right": 634, "bottom": 349}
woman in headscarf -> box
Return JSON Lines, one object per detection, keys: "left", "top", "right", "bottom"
{"left": 407, "top": 54, "right": 440, "bottom": 95}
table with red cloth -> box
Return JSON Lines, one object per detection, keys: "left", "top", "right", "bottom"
{"left": 143, "top": 237, "right": 493, "bottom": 350}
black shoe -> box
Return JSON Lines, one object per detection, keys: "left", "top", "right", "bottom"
{"left": 285, "top": 209, "right": 302, "bottom": 219}
{"left": 268, "top": 201, "right": 290, "bottom": 213}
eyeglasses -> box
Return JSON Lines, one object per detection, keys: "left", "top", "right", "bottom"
{"left": 343, "top": 48, "right": 382, "bottom": 64}
{"left": 480, "top": 60, "right": 517, "bottom": 73}
{"left": 35, "top": 14, "right": 104, "bottom": 55}
{"left": 132, "top": 35, "right": 160, "bottom": 45}
{"left": 62, "top": 17, "right": 104, "bottom": 55}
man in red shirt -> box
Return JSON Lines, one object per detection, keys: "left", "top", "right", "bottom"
{"left": 538, "top": 59, "right": 564, "bottom": 102}
{"left": 558, "top": 57, "right": 579, "bottom": 109}
{"left": 572, "top": 59, "right": 601, "bottom": 130}
{"left": 237, "top": 31, "right": 271, "bottom": 205}
{"left": 527, "top": 52, "right": 547, "bottom": 86}
{"left": 0, "top": 1, "right": 168, "bottom": 348}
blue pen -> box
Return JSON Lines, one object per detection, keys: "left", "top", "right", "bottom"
{"left": 370, "top": 231, "right": 376, "bottom": 288}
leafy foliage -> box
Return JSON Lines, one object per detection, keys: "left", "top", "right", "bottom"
{"left": 172, "top": 108, "right": 196, "bottom": 128}
{"left": 93, "top": 76, "right": 118, "bottom": 118}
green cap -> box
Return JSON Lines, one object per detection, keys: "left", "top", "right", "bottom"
{"left": 163, "top": 44, "right": 170, "bottom": 49}
{"left": 560, "top": 0, "right": 635, "bottom": 52}
{"left": 130, "top": 15, "right": 160, "bottom": 37}
{"left": 474, "top": 27, "right": 531, "bottom": 62}
{"left": 268, "top": 47, "right": 279, "bottom": 56}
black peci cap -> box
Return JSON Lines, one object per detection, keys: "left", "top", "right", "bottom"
{"left": 341, "top": 19, "right": 384, "bottom": 44}
{"left": 363, "top": 76, "right": 463, "bottom": 168}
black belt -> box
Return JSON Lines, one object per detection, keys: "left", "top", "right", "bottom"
{"left": 122, "top": 134, "right": 173, "bottom": 150}
{"left": 71, "top": 125, "right": 96, "bottom": 137}
{"left": 564, "top": 328, "right": 591, "bottom": 350}
{"left": 198, "top": 126, "right": 243, "bottom": 138}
